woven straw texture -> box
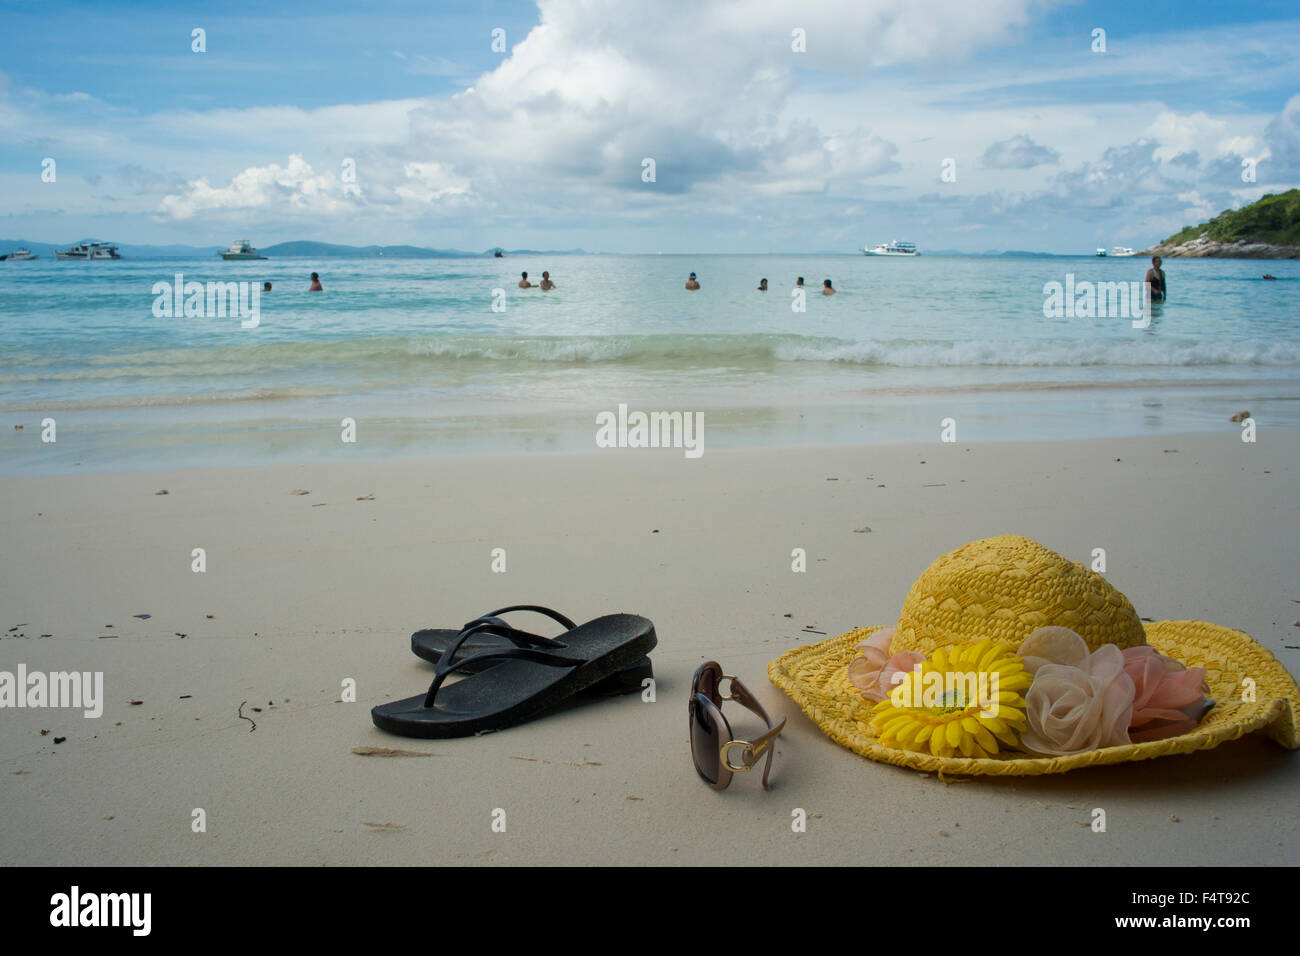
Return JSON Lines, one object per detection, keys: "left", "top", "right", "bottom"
{"left": 768, "top": 534, "right": 1300, "bottom": 776}
{"left": 895, "top": 535, "right": 1147, "bottom": 656}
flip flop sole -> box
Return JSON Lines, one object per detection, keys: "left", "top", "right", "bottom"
{"left": 372, "top": 613, "right": 657, "bottom": 738}
{"left": 411, "top": 628, "right": 653, "bottom": 695}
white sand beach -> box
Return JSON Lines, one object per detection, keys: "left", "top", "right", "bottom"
{"left": 1, "top": 431, "right": 1297, "bottom": 866}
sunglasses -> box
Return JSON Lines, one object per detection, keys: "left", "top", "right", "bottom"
{"left": 689, "top": 661, "right": 786, "bottom": 790}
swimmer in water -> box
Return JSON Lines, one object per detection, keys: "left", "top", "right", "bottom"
{"left": 685, "top": 272, "right": 700, "bottom": 290}
{"left": 519, "top": 271, "right": 533, "bottom": 288}
{"left": 757, "top": 278, "right": 768, "bottom": 292}
{"left": 540, "top": 271, "right": 555, "bottom": 290}
{"left": 263, "top": 281, "right": 272, "bottom": 292}
{"left": 822, "top": 279, "right": 835, "bottom": 295}
{"left": 309, "top": 272, "right": 322, "bottom": 292}
{"left": 1145, "top": 256, "right": 1166, "bottom": 302}
{"left": 796, "top": 277, "right": 805, "bottom": 288}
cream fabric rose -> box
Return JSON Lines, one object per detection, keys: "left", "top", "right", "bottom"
{"left": 1017, "top": 628, "right": 1136, "bottom": 756}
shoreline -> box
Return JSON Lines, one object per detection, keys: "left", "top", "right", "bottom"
{"left": 5, "top": 379, "right": 1297, "bottom": 477}
{"left": 2, "top": 432, "right": 1296, "bottom": 865}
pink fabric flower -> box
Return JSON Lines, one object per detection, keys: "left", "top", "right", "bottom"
{"left": 846, "top": 628, "right": 925, "bottom": 703}
{"left": 1017, "top": 628, "right": 1136, "bottom": 755}
{"left": 1122, "top": 645, "right": 1209, "bottom": 743}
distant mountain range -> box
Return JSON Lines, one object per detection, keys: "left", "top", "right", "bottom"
{"left": 1, "top": 238, "right": 1080, "bottom": 259}
{"left": 0, "top": 239, "right": 589, "bottom": 259}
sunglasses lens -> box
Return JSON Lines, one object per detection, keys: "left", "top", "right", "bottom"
{"left": 690, "top": 698, "right": 721, "bottom": 784}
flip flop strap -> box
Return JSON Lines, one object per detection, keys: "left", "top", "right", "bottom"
{"left": 423, "top": 624, "right": 588, "bottom": 708}
{"left": 450, "top": 619, "right": 568, "bottom": 652}
{"left": 464, "top": 604, "right": 578, "bottom": 632}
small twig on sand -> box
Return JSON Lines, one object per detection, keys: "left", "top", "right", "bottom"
{"left": 238, "top": 700, "right": 256, "bottom": 733}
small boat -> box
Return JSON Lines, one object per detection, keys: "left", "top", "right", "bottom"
{"left": 0, "top": 248, "right": 37, "bottom": 261}
{"left": 863, "top": 240, "right": 919, "bottom": 256}
{"left": 1109, "top": 246, "right": 1137, "bottom": 257}
{"left": 493, "top": 248, "right": 504, "bottom": 258}
{"left": 1095, "top": 248, "right": 1108, "bottom": 257}
{"left": 220, "top": 239, "right": 267, "bottom": 260}
{"left": 55, "top": 242, "right": 121, "bottom": 260}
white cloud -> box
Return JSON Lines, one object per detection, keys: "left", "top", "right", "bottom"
{"left": 395, "top": 162, "right": 472, "bottom": 204}
{"left": 157, "top": 154, "right": 363, "bottom": 220}
{"left": 1147, "top": 111, "right": 1227, "bottom": 163}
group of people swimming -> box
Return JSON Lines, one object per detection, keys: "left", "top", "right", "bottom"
{"left": 518, "top": 271, "right": 556, "bottom": 290}
{"left": 688, "top": 273, "right": 836, "bottom": 295}
{"left": 277, "top": 258, "right": 1194, "bottom": 300}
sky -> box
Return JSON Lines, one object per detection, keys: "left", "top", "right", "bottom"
{"left": 0, "top": 0, "right": 1297, "bottom": 253}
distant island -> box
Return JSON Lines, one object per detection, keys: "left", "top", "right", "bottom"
{"left": 1143, "top": 188, "right": 1300, "bottom": 259}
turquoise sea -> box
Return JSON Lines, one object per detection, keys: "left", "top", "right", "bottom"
{"left": 2, "top": 253, "right": 1298, "bottom": 473}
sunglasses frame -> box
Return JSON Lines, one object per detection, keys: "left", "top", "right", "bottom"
{"left": 689, "top": 660, "right": 787, "bottom": 790}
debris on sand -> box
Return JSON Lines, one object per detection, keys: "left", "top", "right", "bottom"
{"left": 356, "top": 494, "right": 375, "bottom": 501}
{"left": 351, "top": 746, "right": 438, "bottom": 758}
{"left": 154, "top": 489, "right": 169, "bottom": 496}
{"left": 133, "top": 614, "right": 151, "bottom": 620}
{"left": 289, "top": 489, "right": 310, "bottom": 495}
{"left": 237, "top": 700, "right": 256, "bottom": 732}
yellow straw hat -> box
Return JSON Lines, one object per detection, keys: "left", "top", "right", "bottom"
{"left": 768, "top": 535, "right": 1300, "bottom": 776}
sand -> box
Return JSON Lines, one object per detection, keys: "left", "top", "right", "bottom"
{"left": 1, "top": 431, "right": 1297, "bottom": 865}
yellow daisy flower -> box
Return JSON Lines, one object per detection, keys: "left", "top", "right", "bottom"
{"left": 869, "top": 639, "right": 1032, "bottom": 758}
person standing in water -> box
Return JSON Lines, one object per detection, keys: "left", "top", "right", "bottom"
{"left": 1145, "top": 256, "right": 1166, "bottom": 302}
{"left": 309, "top": 272, "right": 323, "bottom": 292}
{"left": 519, "top": 271, "right": 533, "bottom": 288}
{"left": 822, "top": 279, "right": 835, "bottom": 295}
{"left": 540, "top": 271, "right": 555, "bottom": 290}
{"left": 757, "top": 278, "right": 768, "bottom": 291}
{"left": 795, "top": 277, "right": 805, "bottom": 289}
{"left": 685, "top": 272, "right": 700, "bottom": 290}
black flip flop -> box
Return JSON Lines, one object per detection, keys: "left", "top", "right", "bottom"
{"left": 411, "top": 605, "right": 652, "bottom": 696}
{"left": 372, "top": 613, "right": 657, "bottom": 738}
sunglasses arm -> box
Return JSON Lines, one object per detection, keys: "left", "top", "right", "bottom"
{"left": 723, "top": 676, "right": 787, "bottom": 788}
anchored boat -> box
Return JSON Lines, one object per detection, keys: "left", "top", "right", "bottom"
{"left": 220, "top": 239, "right": 267, "bottom": 260}
{"left": 55, "top": 242, "right": 122, "bottom": 260}
{"left": 863, "top": 240, "right": 919, "bottom": 256}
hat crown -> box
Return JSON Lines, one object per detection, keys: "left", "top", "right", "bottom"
{"left": 894, "top": 535, "right": 1147, "bottom": 656}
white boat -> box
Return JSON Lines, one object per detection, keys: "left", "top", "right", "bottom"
{"left": 55, "top": 242, "right": 122, "bottom": 260}
{"left": 220, "top": 239, "right": 267, "bottom": 260}
{"left": 1095, "top": 248, "right": 1108, "bottom": 257}
{"left": 1109, "top": 246, "right": 1137, "bottom": 257}
{"left": 864, "top": 240, "right": 919, "bottom": 256}
{"left": 0, "top": 248, "right": 37, "bottom": 261}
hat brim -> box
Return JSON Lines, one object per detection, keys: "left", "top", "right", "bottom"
{"left": 768, "top": 622, "right": 1300, "bottom": 776}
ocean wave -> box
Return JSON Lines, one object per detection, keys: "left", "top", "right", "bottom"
{"left": 3, "top": 334, "right": 1299, "bottom": 391}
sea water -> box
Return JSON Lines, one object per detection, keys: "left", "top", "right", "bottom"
{"left": 1, "top": 253, "right": 1297, "bottom": 473}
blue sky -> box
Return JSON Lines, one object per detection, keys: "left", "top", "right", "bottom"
{"left": 1, "top": 0, "right": 1297, "bottom": 252}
